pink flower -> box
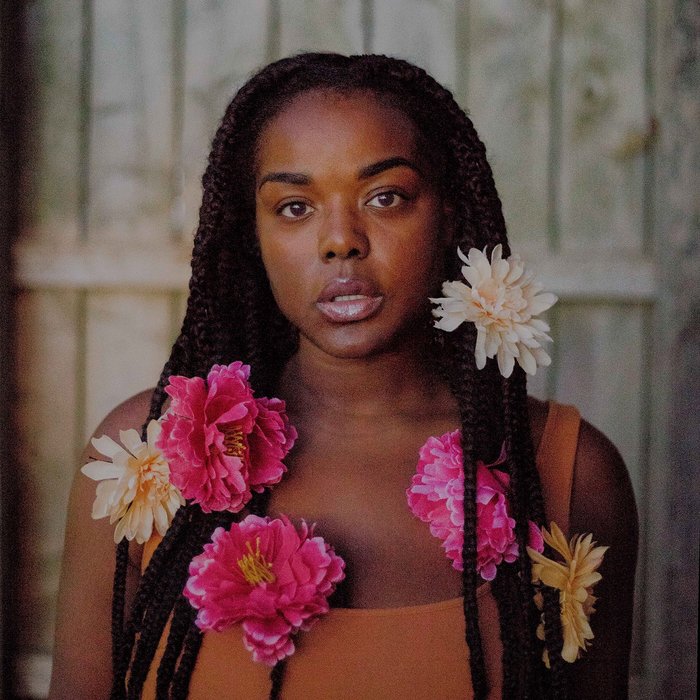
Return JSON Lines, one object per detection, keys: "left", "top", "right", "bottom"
{"left": 528, "top": 519, "right": 545, "bottom": 554}
{"left": 407, "top": 433, "right": 542, "bottom": 580}
{"left": 248, "top": 397, "right": 298, "bottom": 493}
{"left": 184, "top": 515, "right": 345, "bottom": 665}
{"left": 406, "top": 430, "right": 465, "bottom": 547}
{"left": 157, "top": 362, "right": 296, "bottom": 513}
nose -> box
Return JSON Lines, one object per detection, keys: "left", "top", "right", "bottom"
{"left": 318, "top": 205, "right": 369, "bottom": 261}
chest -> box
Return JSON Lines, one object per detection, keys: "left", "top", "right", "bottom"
{"left": 266, "top": 420, "right": 464, "bottom": 607}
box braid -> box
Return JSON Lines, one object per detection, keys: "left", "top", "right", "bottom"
{"left": 108, "top": 53, "right": 568, "bottom": 699}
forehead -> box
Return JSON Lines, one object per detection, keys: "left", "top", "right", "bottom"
{"left": 255, "top": 90, "right": 422, "bottom": 172}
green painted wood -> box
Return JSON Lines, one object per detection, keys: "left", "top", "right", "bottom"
{"left": 641, "top": 1, "right": 699, "bottom": 697}
{"left": 279, "top": 0, "right": 363, "bottom": 55}
{"left": 522, "top": 307, "right": 556, "bottom": 402}
{"left": 84, "top": 292, "right": 172, "bottom": 439}
{"left": 371, "top": 0, "right": 459, "bottom": 89}
{"left": 559, "top": 0, "right": 649, "bottom": 252}
{"left": 554, "top": 302, "right": 646, "bottom": 496}
{"left": 180, "top": 0, "right": 271, "bottom": 237}
{"left": 466, "top": 0, "right": 552, "bottom": 250}
{"left": 27, "top": 0, "right": 83, "bottom": 243}
{"left": 88, "top": 0, "right": 175, "bottom": 242}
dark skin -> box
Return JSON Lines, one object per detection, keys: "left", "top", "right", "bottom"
{"left": 49, "top": 90, "right": 637, "bottom": 698}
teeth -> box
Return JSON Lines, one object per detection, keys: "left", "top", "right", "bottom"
{"left": 333, "top": 294, "right": 367, "bottom": 302}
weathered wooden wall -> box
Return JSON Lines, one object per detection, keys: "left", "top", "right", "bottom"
{"left": 10, "top": 1, "right": 698, "bottom": 697}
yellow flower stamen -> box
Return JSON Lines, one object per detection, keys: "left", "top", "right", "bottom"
{"left": 238, "top": 537, "right": 276, "bottom": 585}
{"left": 221, "top": 425, "right": 246, "bottom": 458}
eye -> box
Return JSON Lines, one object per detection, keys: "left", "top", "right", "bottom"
{"left": 366, "top": 191, "right": 404, "bottom": 209}
{"left": 278, "top": 201, "right": 314, "bottom": 219}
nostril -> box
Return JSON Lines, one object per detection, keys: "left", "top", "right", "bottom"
{"left": 325, "top": 251, "right": 336, "bottom": 260}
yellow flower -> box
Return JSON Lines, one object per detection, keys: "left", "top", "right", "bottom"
{"left": 81, "top": 419, "right": 184, "bottom": 544}
{"left": 527, "top": 522, "right": 608, "bottom": 664}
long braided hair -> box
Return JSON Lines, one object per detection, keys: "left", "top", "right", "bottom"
{"left": 110, "top": 53, "right": 568, "bottom": 699}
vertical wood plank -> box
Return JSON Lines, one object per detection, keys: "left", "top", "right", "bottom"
{"left": 524, "top": 307, "right": 558, "bottom": 402}
{"left": 181, "top": 0, "right": 272, "bottom": 238}
{"left": 15, "top": 291, "right": 80, "bottom": 654}
{"left": 89, "top": 0, "right": 174, "bottom": 242}
{"left": 551, "top": 302, "right": 649, "bottom": 697}
{"left": 559, "top": 0, "right": 648, "bottom": 252}
{"left": 467, "top": 0, "right": 552, "bottom": 250}
{"left": 84, "top": 293, "right": 172, "bottom": 437}
{"left": 371, "top": 0, "right": 458, "bottom": 89}
{"left": 26, "top": 0, "right": 83, "bottom": 243}
{"left": 642, "top": 2, "right": 700, "bottom": 695}
{"left": 525, "top": 366, "right": 550, "bottom": 402}
{"left": 278, "top": 0, "right": 364, "bottom": 56}
{"left": 554, "top": 302, "right": 645, "bottom": 493}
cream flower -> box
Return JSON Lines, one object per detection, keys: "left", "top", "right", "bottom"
{"left": 81, "top": 419, "right": 184, "bottom": 544}
{"left": 527, "top": 522, "right": 608, "bottom": 664}
{"left": 430, "top": 245, "right": 557, "bottom": 378}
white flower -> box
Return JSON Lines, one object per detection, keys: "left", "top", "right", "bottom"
{"left": 430, "top": 245, "right": 558, "bottom": 378}
{"left": 81, "top": 419, "right": 184, "bottom": 544}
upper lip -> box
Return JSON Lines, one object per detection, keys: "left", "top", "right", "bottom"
{"left": 317, "top": 277, "right": 382, "bottom": 303}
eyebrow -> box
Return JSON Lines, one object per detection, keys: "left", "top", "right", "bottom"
{"left": 257, "top": 156, "right": 422, "bottom": 192}
{"left": 257, "top": 172, "right": 312, "bottom": 191}
{"left": 358, "top": 156, "right": 423, "bottom": 179}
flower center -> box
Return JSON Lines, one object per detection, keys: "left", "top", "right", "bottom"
{"left": 129, "top": 453, "right": 167, "bottom": 493}
{"left": 478, "top": 278, "right": 501, "bottom": 306}
{"left": 220, "top": 425, "right": 246, "bottom": 458}
{"left": 238, "top": 537, "right": 276, "bottom": 585}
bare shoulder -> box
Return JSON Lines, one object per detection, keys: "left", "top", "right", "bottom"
{"left": 84, "top": 388, "right": 156, "bottom": 459}
{"left": 570, "top": 418, "right": 638, "bottom": 551}
{"left": 569, "top": 417, "right": 639, "bottom": 698}
{"left": 49, "top": 388, "right": 156, "bottom": 698}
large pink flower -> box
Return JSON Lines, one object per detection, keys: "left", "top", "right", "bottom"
{"left": 475, "top": 460, "right": 519, "bottom": 580}
{"left": 184, "top": 514, "right": 345, "bottom": 665}
{"left": 407, "top": 433, "right": 542, "bottom": 579}
{"left": 248, "top": 397, "right": 298, "bottom": 493}
{"left": 157, "top": 362, "right": 296, "bottom": 513}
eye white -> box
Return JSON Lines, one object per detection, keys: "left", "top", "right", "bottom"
{"left": 280, "top": 202, "right": 313, "bottom": 218}
{"left": 367, "top": 192, "right": 402, "bottom": 208}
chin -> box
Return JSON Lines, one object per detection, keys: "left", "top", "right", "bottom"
{"left": 299, "top": 318, "right": 424, "bottom": 360}
{"left": 305, "top": 333, "right": 389, "bottom": 360}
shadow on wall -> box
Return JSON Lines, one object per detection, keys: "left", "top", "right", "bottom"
{"left": 1, "top": 1, "right": 27, "bottom": 699}
{"left": 665, "top": 310, "right": 700, "bottom": 698}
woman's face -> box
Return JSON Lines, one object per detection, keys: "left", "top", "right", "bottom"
{"left": 255, "top": 89, "right": 450, "bottom": 360}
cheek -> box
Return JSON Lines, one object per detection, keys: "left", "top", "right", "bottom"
{"left": 383, "top": 219, "right": 447, "bottom": 290}
{"left": 258, "top": 236, "right": 310, "bottom": 319}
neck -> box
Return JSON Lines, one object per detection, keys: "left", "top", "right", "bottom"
{"left": 279, "top": 337, "right": 447, "bottom": 423}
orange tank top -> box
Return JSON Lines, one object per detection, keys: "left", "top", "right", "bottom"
{"left": 140, "top": 402, "right": 581, "bottom": 699}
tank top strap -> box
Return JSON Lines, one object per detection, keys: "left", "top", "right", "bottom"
{"left": 535, "top": 401, "right": 581, "bottom": 536}
{"left": 142, "top": 533, "right": 162, "bottom": 574}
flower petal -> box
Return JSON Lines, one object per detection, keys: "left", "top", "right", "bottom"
{"left": 91, "top": 435, "right": 124, "bottom": 460}
{"left": 184, "top": 515, "right": 345, "bottom": 664}
{"left": 530, "top": 522, "right": 607, "bottom": 666}
{"left": 81, "top": 460, "right": 123, "bottom": 481}
{"left": 431, "top": 246, "right": 556, "bottom": 378}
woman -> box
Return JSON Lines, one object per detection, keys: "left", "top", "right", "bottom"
{"left": 50, "top": 53, "right": 637, "bottom": 699}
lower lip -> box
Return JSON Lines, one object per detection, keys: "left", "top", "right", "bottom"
{"left": 316, "top": 296, "right": 384, "bottom": 323}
